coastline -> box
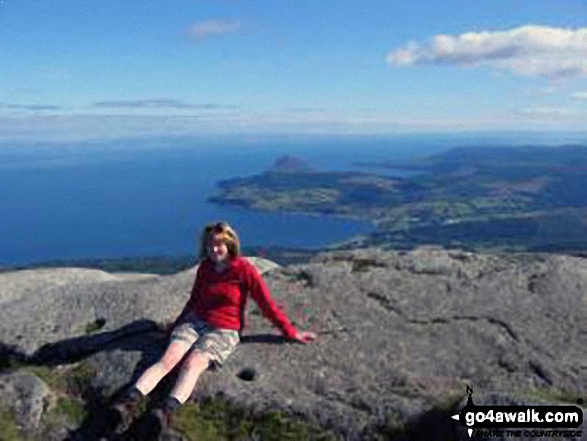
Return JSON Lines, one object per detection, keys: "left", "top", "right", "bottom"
{"left": 207, "top": 197, "right": 380, "bottom": 224}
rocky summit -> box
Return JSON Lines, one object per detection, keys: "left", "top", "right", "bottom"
{"left": 0, "top": 248, "right": 585, "bottom": 441}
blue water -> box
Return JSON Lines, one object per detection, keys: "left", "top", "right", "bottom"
{"left": 0, "top": 135, "right": 452, "bottom": 266}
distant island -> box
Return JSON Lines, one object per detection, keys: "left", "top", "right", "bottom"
{"left": 270, "top": 155, "right": 316, "bottom": 173}
{"left": 209, "top": 148, "right": 587, "bottom": 253}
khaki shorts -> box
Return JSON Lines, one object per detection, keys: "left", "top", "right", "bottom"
{"left": 170, "top": 312, "right": 240, "bottom": 369}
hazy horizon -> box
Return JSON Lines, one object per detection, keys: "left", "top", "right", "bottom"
{"left": 3, "top": 131, "right": 587, "bottom": 148}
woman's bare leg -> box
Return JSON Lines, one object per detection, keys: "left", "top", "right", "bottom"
{"left": 169, "top": 350, "right": 213, "bottom": 403}
{"left": 134, "top": 340, "right": 192, "bottom": 396}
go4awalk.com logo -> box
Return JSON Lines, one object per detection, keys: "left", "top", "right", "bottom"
{"left": 451, "top": 386, "right": 584, "bottom": 438}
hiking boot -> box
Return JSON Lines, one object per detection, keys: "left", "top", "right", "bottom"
{"left": 84, "top": 406, "right": 130, "bottom": 441}
{"left": 103, "top": 389, "right": 141, "bottom": 436}
{"left": 132, "top": 406, "right": 174, "bottom": 441}
{"left": 111, "top": 401, "right": 139, "bottom": 434}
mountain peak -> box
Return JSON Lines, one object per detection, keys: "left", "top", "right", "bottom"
{"left": 269, "top": 155, "right": 315, "bottom": 173}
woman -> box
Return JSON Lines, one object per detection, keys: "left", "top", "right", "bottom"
{"left": 106, "top": 221, "right": 317, "bottom": 439}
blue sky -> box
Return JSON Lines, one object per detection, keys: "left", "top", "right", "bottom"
{"left": 1, "top": 0, "right": 587, "bottom": 141}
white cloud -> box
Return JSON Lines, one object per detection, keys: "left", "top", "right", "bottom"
{"left": 93, "top": 99, "right": 238, "bottom": 110}
{"left": 387, "top": 25, "right": 587, "bottom": 80}
{"left": 570, "top": 91, "right": 587, "bottom": 100}
{"left": 520, "top": 106, "right": 578, "bottom": 117}
{"left": 188, "top": 19, "right": 241, "bottom": 40}
{"left": 0, "top": 102, "right": 62, "bottom": 111}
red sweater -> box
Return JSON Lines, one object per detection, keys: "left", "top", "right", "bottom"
{"left": 183, "top": 256, "right": 298, "bottom": 339}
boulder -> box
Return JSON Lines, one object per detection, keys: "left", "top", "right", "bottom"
{"left": 0, "top": 372, "right": 54, "bottom": 433}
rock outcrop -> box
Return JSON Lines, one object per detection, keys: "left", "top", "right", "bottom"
{"left": 0, "top": 249, "right": 585, "bottom": 440}
{"left": 0, "top": 372, "right": 54, "bottom": 434}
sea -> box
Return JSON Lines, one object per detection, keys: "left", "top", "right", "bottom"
{"left": 1, "top": 132, "right": 570, "bottom": 266}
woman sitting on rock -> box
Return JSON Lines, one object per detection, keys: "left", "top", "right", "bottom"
{"left": 105, "top": 221, "right": 317, "bottom": 439}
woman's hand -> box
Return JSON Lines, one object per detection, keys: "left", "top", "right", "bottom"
{"left": 290, "top": 330, "right": 318, "bottom": 343}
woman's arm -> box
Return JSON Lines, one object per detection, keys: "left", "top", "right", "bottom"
{"left": 168, "top": 265, "right": 203, "bottom": 329}
{"left": 243, "top": 262, "right": 299, "bottom": 339}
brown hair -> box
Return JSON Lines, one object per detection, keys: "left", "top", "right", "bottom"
{"left": 197, "top": 221, "right": 241, "bottom": 261}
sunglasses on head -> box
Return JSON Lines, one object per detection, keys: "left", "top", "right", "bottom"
{"left": 205, "top": 222, "right": 235, "bottom": 238}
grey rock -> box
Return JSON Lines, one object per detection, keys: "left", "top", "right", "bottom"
{"left": 1, "top": 250, "right": 585, "bottom": 441}
{"left": 0, "top": 372, "right": 54, "bottom": 433}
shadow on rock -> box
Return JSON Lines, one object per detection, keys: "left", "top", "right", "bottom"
{"left": 0, "top": 319, "right": 292, "bottom": 440}
{"left": 365, "top": 407, "right": 469, "bottom": 441}
{"left": 405, "top": 407, "right": 468, "bottom": 441}
{"left": 0, "top": 341, "right": 28, "bottom": 370}
{"left": 30, "top": 319, "right": 163, "bottom": 366}
{"left": 239, "top": 334, "right": 293, "bottom": 345}
{"left": 0, "top": 320, "right": 163, "bottom": 440}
